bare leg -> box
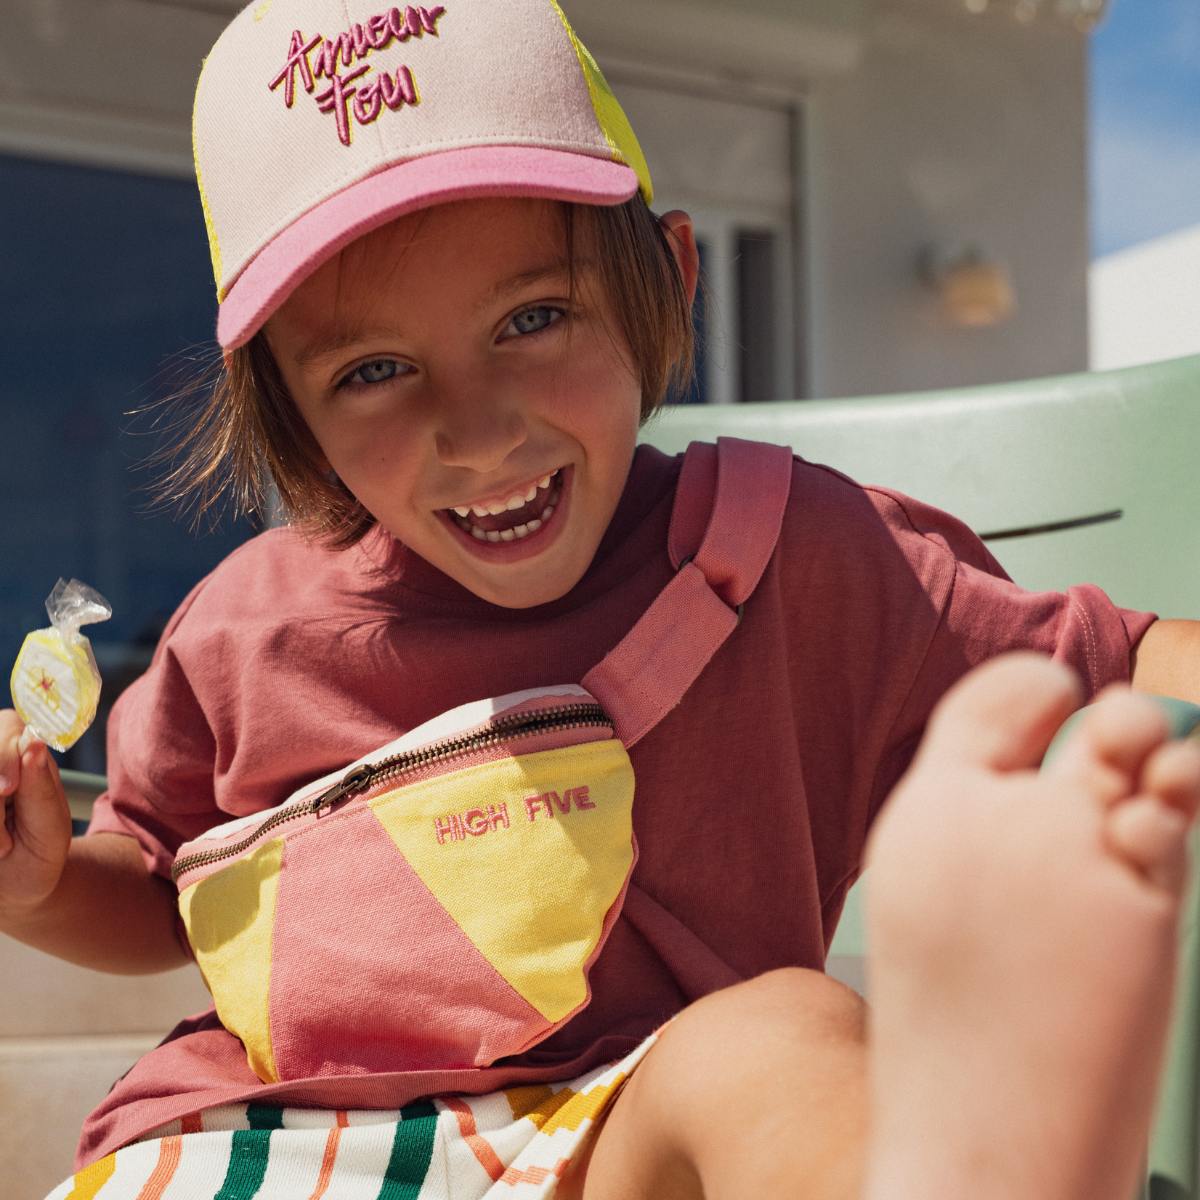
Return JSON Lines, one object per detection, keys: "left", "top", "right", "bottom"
{"left": 864, "top": 653, "right": 1200, "bottom": 1200}
{"left": 561, "top": 968, "right": 869, "bottom": 1200}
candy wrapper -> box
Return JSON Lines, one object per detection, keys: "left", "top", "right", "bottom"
{"left": 10, "top": 579, "right": 112, "bottom": 752}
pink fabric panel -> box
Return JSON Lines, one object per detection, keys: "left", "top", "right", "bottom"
{"left": 267, "top": 803, "right": 545, "bottom": 1078}
{"left": 217, "top": 145, "right": 638, "bottom": 349}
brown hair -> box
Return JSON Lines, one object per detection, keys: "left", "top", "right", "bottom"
{"left": 155, "top": 195, "right": 695, "bottom": 548}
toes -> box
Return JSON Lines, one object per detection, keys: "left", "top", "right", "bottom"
{"left": 1046, "top": 688, "right": 1171, "bottom": 804}
{"left": 1105, "top": 796, "right": 1191, "bottom": 894}
{"left": 1140, "top": 738, "right": 1200, "bottom": 819}
{"left": 916, "top": 653, "right": 1082, "bottom": 773}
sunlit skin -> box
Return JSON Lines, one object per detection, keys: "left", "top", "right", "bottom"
{"left": 266, "top": 197, "right": 698, "bottom": 609}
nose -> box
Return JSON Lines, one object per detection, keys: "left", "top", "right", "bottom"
{"left": 433, "top": 388, "right": 529, "bottom": 472}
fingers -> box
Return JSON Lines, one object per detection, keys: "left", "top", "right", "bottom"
{"left": 0, "top": 709, "right": 26, "bottom": 799}
{"left": 6, "top": 740, "right": 69, "bottom": 858}
{"left": 916, "top": 653, "right": 1083, "bottom": 774}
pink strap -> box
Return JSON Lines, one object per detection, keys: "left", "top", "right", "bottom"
{"left": 583, "top": 438, "right": 793, "bottom": 747}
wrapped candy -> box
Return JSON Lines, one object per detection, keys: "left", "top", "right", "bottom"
{"left": 10, "top": 579, "right": 112, "bottom": 752}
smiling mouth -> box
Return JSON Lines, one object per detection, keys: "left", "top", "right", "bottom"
{"left": 445, "top": 468, "right": 565, "bottom": 543}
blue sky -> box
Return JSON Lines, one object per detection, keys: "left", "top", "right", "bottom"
{"left": 1090, "top": 0, "right": 1200, "bottom": 257}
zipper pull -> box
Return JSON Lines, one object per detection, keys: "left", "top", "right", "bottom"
{"left": 311, "top": 764, "right": 376, "bottom": 815}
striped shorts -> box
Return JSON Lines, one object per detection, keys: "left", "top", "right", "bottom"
{"left": 47, "top": 1035, "right": 657, "bottom": 1200}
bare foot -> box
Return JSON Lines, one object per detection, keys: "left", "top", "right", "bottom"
{"left": 863, "top": 653, "right": 1200, "bottom": 1200}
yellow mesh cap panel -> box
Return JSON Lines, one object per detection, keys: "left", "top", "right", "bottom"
{"left": 192, "top": 55, "right": 225, "bottom": 298}
{"left": 548, "top": 0, "right": 654, "bottom": 203}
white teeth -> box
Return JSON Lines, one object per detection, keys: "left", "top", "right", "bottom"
{"left": 458, "top": 471, "right": 559, "bottom": 521}
{"left": 526, "top": 518, "right": 543, "bottom": 533}
{"left": 543, "top": 505, "right": 556, "bottom": 522}
{"left": 513, "top": 523, "right": 530, "bottom": 538}
{"left": 500, "top": 529, "right": 516, "bottom": 542}
{"left": 471, "top": 527, "right": 487, "bottom": 541}
{"left": 486, "top": 531, "right": 502, "bottom": 544}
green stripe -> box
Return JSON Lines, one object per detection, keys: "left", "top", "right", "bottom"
{"left": 212, "top": 1108, "right": 284, "bottom": 1200}
{"left": 248, "top": 1105, "right": 286, "bottom": 1130}
{"left": 375, "top": 1102, "right": 439, "bottom": 1200}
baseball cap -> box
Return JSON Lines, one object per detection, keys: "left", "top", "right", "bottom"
{"left": 193, "top": 0, "right": 654, "bottom": 350}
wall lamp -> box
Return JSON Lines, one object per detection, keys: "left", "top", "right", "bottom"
{"left": 919, "top": 245, "right": 1017, "bottom": 329}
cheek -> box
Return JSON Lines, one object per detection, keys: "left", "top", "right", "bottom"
{"left": 541, "top": 349, "right": 641, "bottom": 439}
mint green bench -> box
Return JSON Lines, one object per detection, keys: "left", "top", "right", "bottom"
{"left": 641, "top": 355, "right": 1200, "bottom": 1200}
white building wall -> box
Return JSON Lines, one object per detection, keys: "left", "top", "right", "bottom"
{"left": 804, "top": 0, "right": 1090, "bottom": 398}
{"left": 4, "top": 0, "right": 1091, "bottom": 403}
{"left": 1089, "top": 225, "right": 1200, "bottom": 370}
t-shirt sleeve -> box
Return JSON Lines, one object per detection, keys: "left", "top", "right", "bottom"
{"left": 86, "top": 582, "right": 225, "bottom": 882}
{"left": 862, "top": 483, "right": 1158, "bottom": 823}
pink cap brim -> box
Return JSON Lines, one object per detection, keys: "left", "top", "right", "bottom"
{"left": 216, "top": 145, "right": 639, "bottom": 350}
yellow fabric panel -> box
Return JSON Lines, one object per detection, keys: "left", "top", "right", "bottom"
{"left": 179, "top": 839, "right": 283, "bottom": 1082}
{"left": 371, "top": 740, "right": 635, "bottom": 1023}
{"left": 547, "top": 0, "right": 654, "bottom": 203}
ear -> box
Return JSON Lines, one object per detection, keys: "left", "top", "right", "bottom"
{"left": 658, "top": 210, "right": 700, "bottom": 307}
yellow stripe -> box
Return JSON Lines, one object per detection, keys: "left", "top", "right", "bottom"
{"left": 547, "top": 0, "right": 654, "bottom": 204}
{"left": 192, "top": 53, "right": 226, "bottom": 301}
{"left": 64, "top": 1153, "right": 117, "bottom": 1200}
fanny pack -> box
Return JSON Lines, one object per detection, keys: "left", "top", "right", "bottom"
{"left": 171, "top": 438, "right": 794, "bottom": 1083}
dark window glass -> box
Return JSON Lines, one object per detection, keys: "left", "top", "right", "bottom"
{"left": 0, "top": 155, "right": 254, "bottom": 774}
{"left": 736, "top": 229, "right": 778, "bottom": 404}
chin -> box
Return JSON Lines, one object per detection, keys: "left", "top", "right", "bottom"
{"left": 474, "top": 576, "right": 578, "bottom": 611}
{"left": 465, "top": 557, "right": 587, "bottom": 610}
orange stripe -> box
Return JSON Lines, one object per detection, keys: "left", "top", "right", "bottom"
{"left": 181, "top": 1112, "right": 204, "bottom": 1135}
{"left": 304, "top": 1112, "right": 349, "bottom": 1200}
{"left": 134, "top": 1136, "right": 182, "bottom": 1200}
{"left": 443, "top": 1097, "right": 506, "bottom": 1182}
{"left": 499, "top": 1158, "right": 572, "bottom": 1187}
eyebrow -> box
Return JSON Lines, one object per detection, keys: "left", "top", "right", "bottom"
{"left": 477, "top": 257, "right": 594, "bottom": 312}
{"left": 291, "top": 258, "right": 596, "bottom": 370}
{"left": 294, "top": 324, "right": 406, "bottom": 370}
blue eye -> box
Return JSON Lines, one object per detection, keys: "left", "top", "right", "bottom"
{"left": 506, "top": 306, "right": 563, "bottom": 338}
{"left": 339, "top": 358, "right": 407, "bottom": 389}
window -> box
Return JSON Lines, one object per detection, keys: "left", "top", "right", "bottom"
{"left": 0, "top": 154, "right": 253, "bottom": 773}
{"left": 611, "top": 79, "right": 800, "bottom": 404}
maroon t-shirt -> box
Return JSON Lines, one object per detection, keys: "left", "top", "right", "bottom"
{"left": 80, "top": 445, "right": 1156, "bottom": 1163}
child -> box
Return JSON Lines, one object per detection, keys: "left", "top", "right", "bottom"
{"left": 3, "top": 1, "right": 1200, "bottom": 1196}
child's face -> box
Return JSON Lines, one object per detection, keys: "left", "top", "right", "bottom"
{"left": 266, "top": 198, "right": 645, "bottom": 609}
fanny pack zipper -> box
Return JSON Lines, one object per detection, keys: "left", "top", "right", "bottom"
{"left": 171, "top": 702, "right": 609, "bottom": 882}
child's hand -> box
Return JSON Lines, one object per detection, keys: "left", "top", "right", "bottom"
{"left": 0, "top": 709, "right": 73, "bottom": 916}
